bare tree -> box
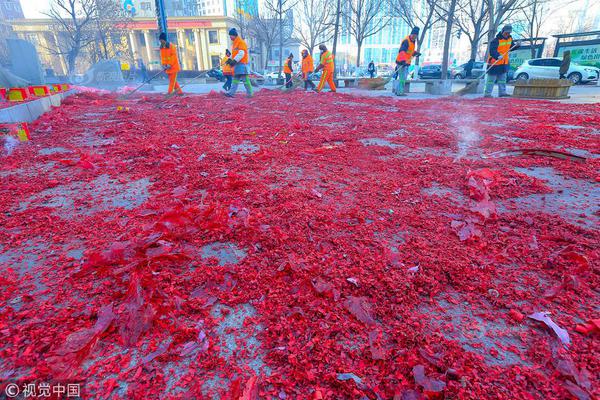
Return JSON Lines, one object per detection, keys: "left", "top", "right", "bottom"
{"left": 332, "top": 0, "right": 341, "bottom": 73}
{"left": 294, "top": 0, "right": 334, "bottom": 55}
{"left": 390, "top": 0, "right": 442, "bottom": 66}
{"left": 92, "top": 0, "right": 132, "bottom": 62}
{"left": 264, "top": 0, "right": 296, "bottom": 77}
{"left": 485, "top": 0, "right": 529, "bottom": 58}
{"left": 439, "top": 0, "right": 458, "bottom": 79}
{"left": 248, "top": 10, "right": 279, "bottom": 70}
{"left": 455, "top": 0, "right": 489, "bottom": 60}
{"left": 345, "top": 0, "right": 392, "bottom": 66}
{"left": 516, "top": 0, "right": 576, "bottom": 57}
{"left": 233, "top": 8, "right": 252, "bottom": 38}
{"left": 44, "top": 0, "right": 97, "bottom": 74}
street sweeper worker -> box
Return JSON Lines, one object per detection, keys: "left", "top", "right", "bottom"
{"left": 393, "top": 27, "right": 421, "bottom": 96}
{"left": 314, "top": 45, "right": 336, "bottom": 93}
{"left": 301, "top": 49, "right": 316, "bottom": 91}
{"left": 484, "top": 24, "right": 521, "bottom": 98}
{"left": 283, "top": 53, "right": 294, "bottom": 88}
{"left": 224, "top": 28, "right": 253, "bottom": 98}
{"left": 159, "top": 32, "right": 183, "bottom": 95}
{"left": 221, "top": 49, "right": 234, "bottom": 91}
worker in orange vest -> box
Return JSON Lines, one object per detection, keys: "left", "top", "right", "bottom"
{"left": 393, "top": 27, "right": 421, "bottom": 96}
{"left": 314, "top": 45, "right": 336, "bottom": 93}
{"left": 221, "top": 49, "right": 234, "bottom": 91}
{"left": 484, "top": 25, "right": 520, "bottom": 98}
{"left": 283, "top": 53, "right": 294, "bottom": 88}
{"left": 224, "top": 28, "right": 253, "bottom": 98}
{"left": 301, "top": 49, "right": 316, "bottom": 91}
{"left": 159, "top": 32, "right": 183, "bottom": 96}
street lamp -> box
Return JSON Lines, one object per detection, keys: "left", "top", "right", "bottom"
{"left": 155, "top": 0, "right": 168, "bottom": 34}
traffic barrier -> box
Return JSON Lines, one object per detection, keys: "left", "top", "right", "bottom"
{"left": 0, "top": 122, "right": 30, "bottom": 141}
{"left": 28, "top": 85, "right": 51, "bottom": 97}
{"left": 8, "top": 88, "right": 29, "bottom": 102}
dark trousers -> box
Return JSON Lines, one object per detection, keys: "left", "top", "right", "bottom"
{"left": 304, "top": 78, "right": 316, "bottom": 90}
{"left": 285, "top": 73, "right": 293, "bottom": 88}
{"left": 559, "top": 73, "right": 566, "bottom": 79}
{"left": 369, "top": 71, "right": 374, "bottom": 78}
{"left": 223, "top": 75, "right": 233, "bottom": 91}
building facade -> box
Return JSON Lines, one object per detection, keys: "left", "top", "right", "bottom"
{"left": 0, "top": 0, "right": 23, "bottom": 20}
{"left": 129, "top": 0, "right": 257, "bottom": 18}
{"left": 9, "top": 16, "right": 248, "bottom": 76}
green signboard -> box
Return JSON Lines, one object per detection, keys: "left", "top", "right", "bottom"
{"left": 510, "top": 48, "right": 533, "bottom": 71}
{"left": 557, "top": 44, "right": 600, "bottom": 69}
{"left": 509, "top": 45, "right": 543, "bottom": 71}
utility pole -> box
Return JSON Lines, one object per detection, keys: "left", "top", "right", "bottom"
{"left": 155, "top": 0, "right": 168, "bottom": 34}
{"left": 332, "top": 0, "right": 341, "bottom": 78}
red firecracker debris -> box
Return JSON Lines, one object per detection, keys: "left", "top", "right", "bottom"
{"left": 0, "top": 90, "right": 598, "bottom": 399}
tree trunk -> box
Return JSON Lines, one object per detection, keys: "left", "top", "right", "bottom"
{"left": 278, "top": 0, "right": 283, "bottom": 78}
{"left": 485, "top": 0, "right": 496, "bottom": 62}
{"left": 356, "top": 41, "right": 362, "bottom": 67}
{"left": 415, "top": 28, "right": 429, "bottom": 67}
{"left": 331, "top": 0, "right": 341, "bottom": 78}
{"left": 67, "top": 50, "right": 77, "bottom": 74}
{"left": 441, "top": 0, "right": 457, "bottom": 80}
{"left": 265, "top": 42, "right": 271, "bottom": 70}
{"left": 470, "top": 39, "right": 479, "bottom": 60}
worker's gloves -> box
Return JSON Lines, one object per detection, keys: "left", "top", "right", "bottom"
{"left": 226, "top": 59, "right": 237, "bottom": 66}
{"left": 497, "top": 55, "right": 504, "bottom": 60}
{"left": 163, "top": 65, "right": 171, "bottom": 70}
{"left": 414, "top": 51, "right": 422, "bottom": 57}
{"left": 514, "top": 40, "right": 522, "bottom": 46}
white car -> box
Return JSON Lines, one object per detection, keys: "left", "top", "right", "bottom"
{"left": 514, "top": 58, "right": 600, "bottom": 84}
{"left": 264, "top": 71, "right": 280, "bottom": 84}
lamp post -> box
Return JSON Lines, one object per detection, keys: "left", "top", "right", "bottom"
{"left": 155, "top": 0, "right": 168, "bottom": 34}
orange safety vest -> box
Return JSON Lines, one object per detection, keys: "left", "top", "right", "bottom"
{"left": 488, "top": 37, "right": 513, "bottom": 65}
{"left": 221, "top": 56, "right": 233, "bottom": 75}
{"left": 302, "top": 54, "right": 314, "bottom": 77}
{"left": 232, "top": 36, "right": 249, "bottom": 65}
{"left": 160, "top": 43, "right": 180, "bottom": 74}
{"left": 283, "top": 57, "right": 293, "bottom": 74}
{"left": 396, "top": 35, "right": 415, "bottom": 65}
{"left": 320, "top": 51, "right": 334, "bottom": 73}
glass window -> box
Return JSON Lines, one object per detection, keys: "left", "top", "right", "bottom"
{"left": 529, "top": 59, "right": 544, "bottom": 66}
{"left": 211, "top": 55, "right": 220, "bottom": 68}
{"left": 208, "top": 30, "right": 218, "bottom": 44}
{"left": 546, "top": 59, "right": 562, "bottom": 67}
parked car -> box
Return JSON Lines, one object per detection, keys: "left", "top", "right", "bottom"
{"left": 514, "top": 58, "right": 600, "bottom": 84}
{"left": 417, "top": 64, "right": 451, "bottom": 79}
{"left": 248, "top": 71, "right": 265, "bottom": 86}
{"left": 264, "top": 71, "right": 279, "bottom": 85}
{"left": 451, "top": 61, "right": 485, "bottom": 79}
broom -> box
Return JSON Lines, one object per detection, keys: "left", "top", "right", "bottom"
{"left": 454, "top": 44, "right": 519, "bottom": 97}
{"left": 278, "top": 72, "right": 303, "bottom": 90}
{"left": 118, "top": 68, "right": 166, "bottom": 100}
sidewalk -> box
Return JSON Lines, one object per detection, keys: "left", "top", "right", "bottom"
{"left": 149, "top": 80, "right": 600, "bottom": 103}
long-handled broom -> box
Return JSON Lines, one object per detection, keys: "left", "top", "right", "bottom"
{"left": 454, "top": 43, "right": 520, "bottom": 97}
{"left": 153, "top": 69, "right": 212, "bottom": 107}
{"left": 118, "top": 69, "right": 166, "bottom": 100}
